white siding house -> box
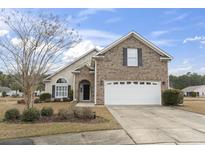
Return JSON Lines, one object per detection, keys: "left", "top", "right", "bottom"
{"left": 182, "top": 85, "right": 205, "bottom": 97}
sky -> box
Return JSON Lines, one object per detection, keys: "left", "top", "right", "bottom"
{"left": 0, "top": 8, "right": 205, "bottom": 76}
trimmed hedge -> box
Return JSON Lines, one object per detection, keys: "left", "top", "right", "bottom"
{"left": 34, "top": 98, "right": 40, "bottom": 103}
{"left": 162, "top": 89, "right": 184, "bottom": 106}
{"left": 58, "top": 109, "right": 73, "bottom": 120}
{"left": 17, "top": 99, "right": 25, "bottom": 104}
{"left": 4, "top": 108, "right": 20, "bottom": 121}
{"left": 41, "top": 107, "right": 54, "bottom": 117}
{"left": 22, "top": 108, "right": 40, "bottom": 122}
{"left": 39, "top": 93, "right": 51, "bottom": 102}
{"left": 74, "top": 107, "right": 96, "bottom": 120}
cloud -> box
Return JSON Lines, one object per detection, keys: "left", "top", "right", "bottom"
{"left": 166, "top": 13, "right": 189, "bottom": 23}
{"left": 183, "top": 36, "right": 205, "bottom": 44}
{"left": 151, "top": 39, "right": 177, "bottom": 46}
{"left": 106, "top": 17, "right": 122, "bottom": 24}
{"left": 78, "top": 29, "right": 121, "bottom": 46}
{"left": 62, "top": 40, "right": 103, "bottom": 62}
{"left": 0, "top": 30, "right": 8, "bottom": 36}
{"left": 150, "top": 30, "right": 169, "bottom": 37}
{"left": 169, "top": 59, "right": 194, "bottom": 75}
{"left": 78, "top": 9, "right": 114, "bottom": 17}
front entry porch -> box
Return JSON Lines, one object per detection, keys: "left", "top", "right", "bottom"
{"left": 73, "top": 65, "right": 95, "bottom": 103}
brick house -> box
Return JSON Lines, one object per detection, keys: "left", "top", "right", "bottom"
{"left": 44, "top": 31, "right": 172, "bottom": 105}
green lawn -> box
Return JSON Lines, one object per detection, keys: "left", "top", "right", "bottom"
{"left": 0, "top": 98, "right": 121, "bottom": 140}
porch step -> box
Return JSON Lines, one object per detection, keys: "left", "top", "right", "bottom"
{"left": 75, "top": 102, "right": 95, "bottom": 107}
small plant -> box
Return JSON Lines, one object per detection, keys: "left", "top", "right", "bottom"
{"left": 4, "top": 108, "right": 20, "bottom": 121}
{"left": 17, "top": 99, "right": 26, "bottom": 104}
{"left": 22, "top": 108, "right": 40, "bottom": 122}
{"left": 54, "top": 98, "right": 61, "bottom": 102}
{"left": 39, "top": 93, "right": 51, "bottom": 102}
{"left": 68, "top": 90, "right": 73, "bottom": 101}
{"left": 41, "top": 107, "right": 54, "bottom": 117}
{"left": 2, "top": 91, "right": 7, "bottom": 97}
{"left": 62, "top": 97, "right": 70, "bottom": 102}
{"left": 74, "top": 107, "right": 96, "bottom": 120}
{"left": 34, "top": 98, "right": 40, "bottom": 103}
{"left": 58, "top": 108, "right": 73, "bottom": 120}
{"left": 162, "top": 89, "right": 184, "bottom": 106}
{"left": 190, "top": 92, "right": 197, "bottom": 97}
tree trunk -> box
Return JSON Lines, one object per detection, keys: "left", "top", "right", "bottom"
{"left": 24, "top": 89, "right": 34, "bottom": 109}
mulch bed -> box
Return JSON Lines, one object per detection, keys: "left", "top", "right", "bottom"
{"left": 4, "top": 115, "right": 109, "bottom": 124}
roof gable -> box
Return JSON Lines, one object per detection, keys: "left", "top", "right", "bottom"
{"left": 96, "top": 31, "right": 173, "bottom": 59}
{"left": 44, "top": 48, "right": 99, "bottom": 81}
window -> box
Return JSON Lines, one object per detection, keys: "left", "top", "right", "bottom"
{"left": 146, "top": 82, "right": 151, "bottom": 85}
{"left": 133, "top": 82, "right": 138, "bottom": 84}
{"left": 56, "top": 86, "right": 68, "bottom": 98}
{"left": 56, "top": 78, "right": 67, "bottom": 83}
{"left": 113, "top": 82, "right": 118, "bottom": 85}
{"left": 55, "top": 78, "right": 68, "bottom": 98}
{"left": 120, "top": 82, "right": 125, "bottom": 84}
{"left": 140, "top": 82, "right": 145, "bottom": 85}
{"left": 127, "top": 81, "right": 131, "bottom": 84}
{"left": 127, "top": 48, "right": 138, "bottom": 66}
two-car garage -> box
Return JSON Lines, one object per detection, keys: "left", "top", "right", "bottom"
{"left": 104, "top": 81, "right": 161, "bottom": 105}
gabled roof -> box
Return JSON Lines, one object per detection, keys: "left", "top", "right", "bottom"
{"left": 96, "top": 31, "right": 173, "bottom": 59}
{"left": 44, "top": 48, "right": 99, "bottom": 81}
{"left": 182, "top": 85, "right": 205, "bottom": 92}
{"left": 74, "top": 64, "right": 94, "bottom": 72}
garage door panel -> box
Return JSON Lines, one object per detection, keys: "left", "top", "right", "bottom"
{"left": 104, "top": 81, "right": 161, "bottom": 105}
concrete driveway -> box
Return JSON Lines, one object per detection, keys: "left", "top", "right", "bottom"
{"left": 108, "top": 106, "right": 205, "bottom": 144}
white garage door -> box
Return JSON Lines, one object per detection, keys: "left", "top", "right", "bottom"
{"left": 104, "top": 81, "right": 161, "bottom": 105}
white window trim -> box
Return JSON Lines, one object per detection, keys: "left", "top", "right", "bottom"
{"left": 55, "top": 83, "right": 68, "bottom": 98}
{"left": 127, "top": 48, "right": 138, "bottom": 66}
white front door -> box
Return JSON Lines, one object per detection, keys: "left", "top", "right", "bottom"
{"left": 104, "top": 81, "right": 161, "bottom": 105}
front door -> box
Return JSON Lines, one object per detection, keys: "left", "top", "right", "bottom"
{"left": 83, "top": 84, "right": 90, "bottom": 100}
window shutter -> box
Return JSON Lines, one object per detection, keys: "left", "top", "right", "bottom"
{"left": 52, "top": 85, "right": 55, "bottom": 98}
{"left": 138, "top": 48, "right": 143, "bottom": 66}
{"left": 68, "top": 85, "right": 71, "bottom": 98}
{"left": 123, "top": 48, "right": 127, "bottom": 66}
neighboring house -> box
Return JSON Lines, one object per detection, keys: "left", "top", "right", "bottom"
{"left": 7, "top": 90, "right": 23, "bottom": 97}
{"left": 0, "top": 87, "right": 11, "bottom": 96}
{"left": 44, "top": 31, "right": 172, "bottom": 105}
{"left": 182, "top": 85, "right": 205, "bottom": 97}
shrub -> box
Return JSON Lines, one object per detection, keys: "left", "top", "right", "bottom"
{"left": 41, "top": 107, "right": 54, "bottom": 117}
{"left": 17, "top": 99, "right": 26, "bottom": 104}
{"left": 54, "top": 98, "right": 61, "bottom": 102}
{"left": 74, "top": 107, "right": 96, "bottom": 120}
{"left": 34, "top": 98, "right": 40, "bottom": 103}
{"left": 62, "top": 97, "right": 70, "bottom": 102}
{"left": 190, "top": 92, "right": 197, "bottom": 97}
{"left": 2, "top": 91, "right": 7, "bottom": 97}
{"left": 58, "top": 108, "right": 74, "bottom": 120}
{"left": 4, "top": 108, "right": 20, "bottom": 121}
{"left": 162, "top": 89, "right": 184, "bottom": 106}
{"left": 68, "top": 90, "right": 73, "bottom": 101}
{"left": 22, "top": 108, "right": 40, "bottom": 122}
{"left": 39, "top": 93, "right": 51, "bottom": 102}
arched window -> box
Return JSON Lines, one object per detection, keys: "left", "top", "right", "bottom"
{"left": 55, "top": 78, "right": 68, "bottom": 98}
{"left": 56, "top": 78, "right": 67, "bottom": 83}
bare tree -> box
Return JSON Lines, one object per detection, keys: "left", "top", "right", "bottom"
{"left": 0, "top": 9, "right": 80, "bottom": 109}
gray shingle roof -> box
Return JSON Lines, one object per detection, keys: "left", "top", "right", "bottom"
{"left": 182, "top": 85, "right": 205, "bottom": 92}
